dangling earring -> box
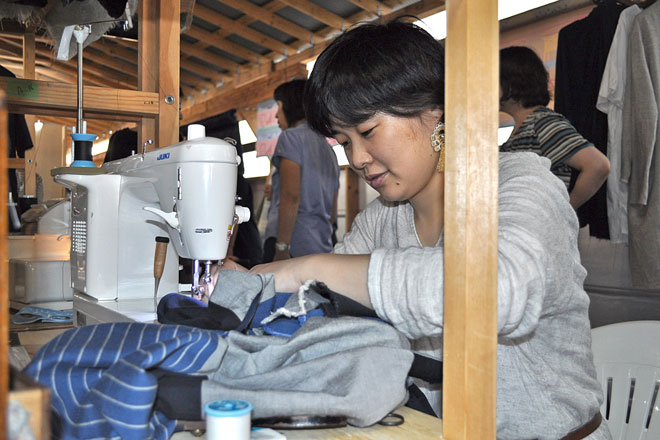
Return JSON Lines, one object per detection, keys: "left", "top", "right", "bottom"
{"left": 431, "top": 119, "right": 445, "bottom": 172}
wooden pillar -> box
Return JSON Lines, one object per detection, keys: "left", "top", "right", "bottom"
{"left": 443, "top": 0, "right": 499, "bottom": 439}
{"left": 138, "top": 0, "right": 180, "bottom": 150}
{"left": 138, "top": 0, "right": 157, "bottom": 151}
{"left": 157, "top": 0, "right": 180, "bottom": 147}
{"left": 0, "top": 90, "right": 8, "bottom": 438}
{"left": 345, "top": 168, "right": 359, "bottom": 233}
{"left": 22, "top": 33, "right": 35, "bottom": 80}
{"left": 22, "top": 33, "right": 35, "bottom": 195}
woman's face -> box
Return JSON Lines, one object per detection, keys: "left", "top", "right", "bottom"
{"left": 275, "top": 100, "right": 288, "bottom": 130}
{"left": 331, "top": 109, "right": 443, "bottom": 203}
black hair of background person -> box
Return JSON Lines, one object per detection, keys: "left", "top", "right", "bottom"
{"left": 103, "top": 128, "right": 137, "bottom": 163}
{"left": 555, "top": 0, "right": 626, "bottom": 239}
{"left": 180, "top": 109, "right": 263, "bottom": 271}
{"left": 0, "top": 65, "right": 34, "bottom": 232}
{"left": 500, "top": 46, "right": 551, "bottom": 108}
{"left": 273, "top": 79, "right": 306, "bottom": 127}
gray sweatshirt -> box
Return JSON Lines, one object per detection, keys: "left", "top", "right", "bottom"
{"left": 335, "top": 152, "right": 611, "bottom": 439}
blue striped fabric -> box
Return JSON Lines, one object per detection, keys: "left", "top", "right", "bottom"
{"left": 24, "top": 323, "right": 220, "bottom": 440}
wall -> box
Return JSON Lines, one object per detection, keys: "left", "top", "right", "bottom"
{"left": 24, "top": 117, "right": 66, "bottom": 202}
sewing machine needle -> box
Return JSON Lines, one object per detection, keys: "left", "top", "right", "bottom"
{"left": 154, "top": 236, "right": 170, "bottom": 309}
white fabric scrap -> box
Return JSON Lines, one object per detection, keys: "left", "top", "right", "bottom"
{"left": 260, "top": 279, "right": 315, "bottom": 324}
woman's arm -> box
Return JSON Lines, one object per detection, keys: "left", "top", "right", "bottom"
{"left": 563, "top": 146, "right": 610, "bottom": 209}
{"left": 275, "top": 158, "right": 301, "bottom": 260}
{"left": 249, "top": 253, "right": 371, "bottom": 306}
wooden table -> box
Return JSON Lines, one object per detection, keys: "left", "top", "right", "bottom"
{"left": 171, "top": 407, "right": 443, "bottom": 439}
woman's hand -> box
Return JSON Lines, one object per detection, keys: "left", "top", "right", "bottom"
{"left": 196, "top": 259, "right": 248, "bottom": 302}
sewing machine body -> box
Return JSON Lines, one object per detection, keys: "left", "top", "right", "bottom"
{"left": 54, "top": 133, "right": 244, "bottom": 325}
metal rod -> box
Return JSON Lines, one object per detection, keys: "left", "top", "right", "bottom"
{"left": 76, "top": 37, "right": 83, "bottom": 133}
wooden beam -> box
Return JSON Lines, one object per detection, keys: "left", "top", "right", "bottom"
{"left": 277, "top": 0, "right": 348, "bottom": 30}
{"left": 443, "top": 0, "right": 498, "bottom": 439}
{"left": 22, "top": 33, "right": 35, "bottom": 79}
{"left": 345, "top": 0, "right": 393, "bottom": 15}
{"left": 182, "top": 0, "right": 445, "bottom": 105}
{"left": 187, "top": 26, "right": 261, "bottom": 63}
{"left": 194, "top": 4, "right": 294, "bottom": 55}
{"left": 0, "top": 90, "right": 7, "bottom": 440}
{"left": 181, "top": 63, "right": 306, "bottom": 125}
{"left": 222, "top": 0, "right": 315, "bottom": 42}
{"left": 139, "top": 0, "right": 158, "bottom": 150}
{"left": 0, "top": 38, "right": 135, "bottom": 89}
{"left": 180, "top": 41, "right": 237, "bottom": 73}
{"left": 0, "top": 78, "right": 159, "bottom": 119}
{"left": 158, "top": 0, "right": 180, "bottom": 147}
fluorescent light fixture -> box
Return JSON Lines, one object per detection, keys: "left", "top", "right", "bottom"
{"left": 242, "top": 150, "right": 271, "bottom": 178}
{"left": 416, "top": 0, "right": 559, "bottom": 40}
{"left": 239, "top": 120, "right": 257, "bottom": 144}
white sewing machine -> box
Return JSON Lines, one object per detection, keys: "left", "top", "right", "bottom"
{"left": 53, "top": 125, "right": 249, "bottom": 325}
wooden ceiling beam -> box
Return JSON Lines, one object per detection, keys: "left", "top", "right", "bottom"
{"left": 345, "top": 0, "right": 393, "bottom": 15}
{"left": 222, "top": 0, "right": 315, "bottom": 43}
{"left": 187, "top": 26, "right": 261, "bottom": 63}
{"left": 193, "top": 4, "right": 293, "bottom": 55}
{"left": 180, "top": 41, "right": 237, "bottom": 74}
{"left": 92, "top": 36, "right": 217, "bottom": 89}
{"left": 0, "top": 36, "right": 134, "bottom": 89}
{"left": 277, "top": 0, "right": 349, "bottom": 30}
{"left": 181, "top": 63, "right": 306, "bottom": 125}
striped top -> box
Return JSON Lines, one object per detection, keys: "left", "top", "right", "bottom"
{"left": 500, "top": 107, "right": 593, "bottom": 187}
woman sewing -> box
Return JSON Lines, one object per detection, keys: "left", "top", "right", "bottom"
{"left": 219, "top": 19, "right": 610, "bottom": 439}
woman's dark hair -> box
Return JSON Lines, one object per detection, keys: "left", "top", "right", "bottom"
{"left": 500, "top": 46, "right": 551, "bottom": 108}
{"left": 274, "top": 78, "right": 307, "bottom": 127}
{"left": 304, "top": 19, "right": 445, "bottom": 137}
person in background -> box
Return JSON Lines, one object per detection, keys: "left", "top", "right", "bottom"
{"left": 233, "top": 20, "right": 609, "bottom": 439}
{"left": 499, "top": 46, "right": 610, "bottom": 210}
{"left": 262, "top": 78, "right": 340, "bottom": 262}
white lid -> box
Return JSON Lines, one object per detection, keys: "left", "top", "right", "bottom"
{"left": 187, "top": 124, "right": 206, "bottom": 140}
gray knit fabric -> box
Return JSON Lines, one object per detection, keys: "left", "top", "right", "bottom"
{"left": 200, "top": 316, "right": 413, "bottom": 427}
{"left": 335, "top": 152, "right": 611, "bottom": 439}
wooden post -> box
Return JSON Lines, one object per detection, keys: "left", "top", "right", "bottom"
{"left": 0, "top": 90, "right": 8, "bottom": 439}
{"left": 138, "top": 0, "right": 157, "bottom": 151}
{"left": 443, "top": 0, "right": 499, "bottom": 439}
{"left": 138, "top": 0, "right": 180, "bottom": 150}
{"left": 157, "top": 0, "right": 180, "bottom": 147}
{"left": 345, "top": 168, "right": 359, "bottom": 233}
{"left": 22, "top": 33, "right": 35, "bottom": 80}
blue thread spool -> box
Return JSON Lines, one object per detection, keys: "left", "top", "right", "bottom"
{"left": 70, "top": 133, "right": 97, "bottom": 167}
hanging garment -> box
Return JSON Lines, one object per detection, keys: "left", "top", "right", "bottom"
{"left": 555, "top": 0, "right": 627, "bottom": 239}
{"left": 621, "top": 1, "right": 660, "bottom": 288}
{"left": 596, "top": 5, "right": 643, "bottom": 244}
